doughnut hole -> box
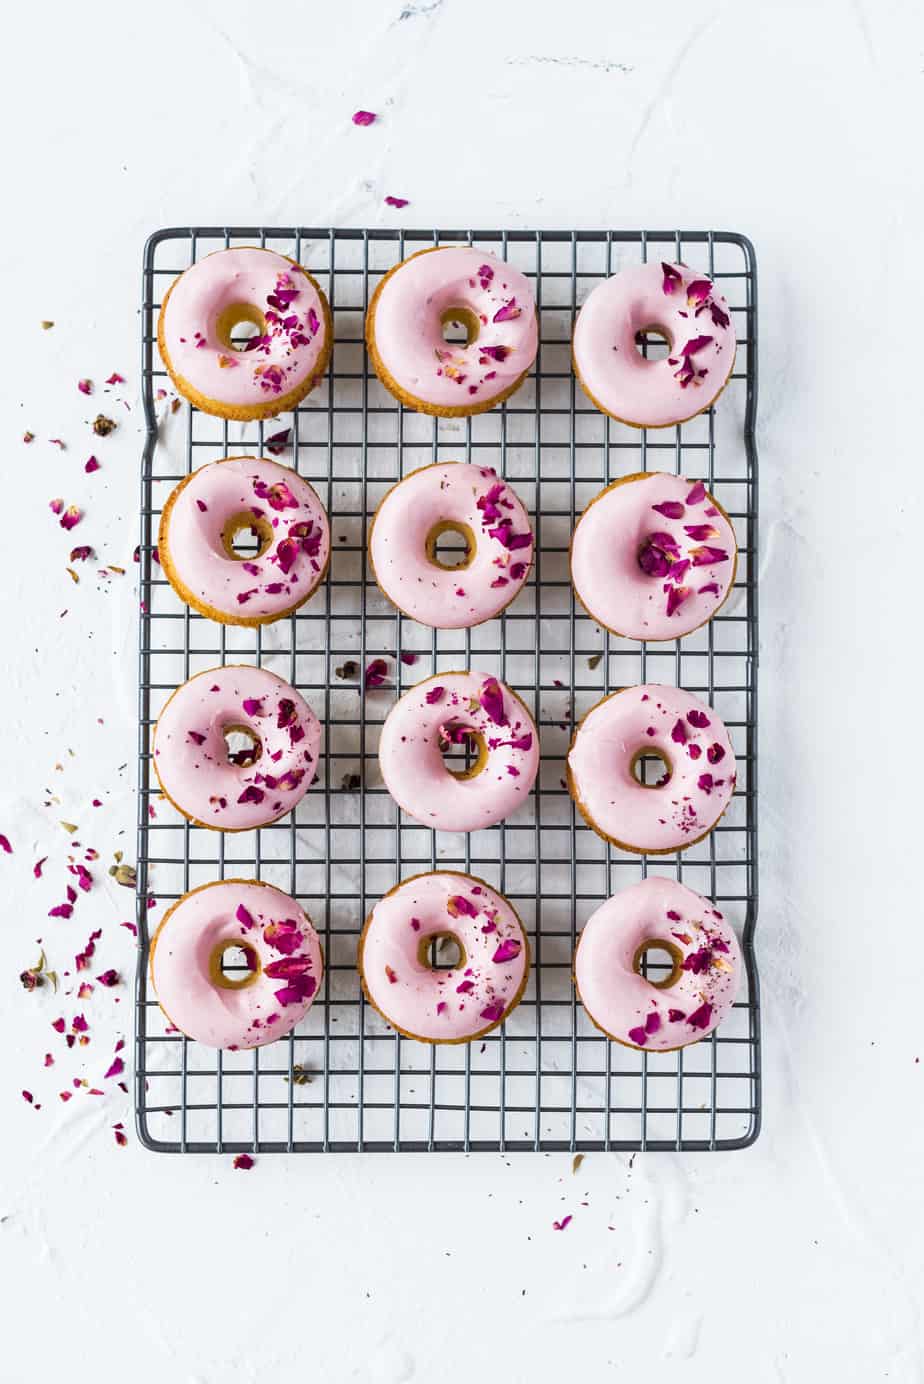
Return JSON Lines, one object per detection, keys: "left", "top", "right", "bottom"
{"left": 440, "top": 306, "right": 481, "bottom": 347}
{"left": 209, "top": 940, "right": 261, "bottom": 990}
{"left": 221, "top": 511, "right": 274, "bottom": 561}
{"left": 632, "top": 939, "right": 684, "bottom": 990}
{"left": 438, "top": 723, "right": 487, "bottom": 781}
{"left": 223, "top": 724, "right": 262, "bottom": 768}
{"left": 425, "top": 520, "right": 475, "bottom": 571}
{"left": 417, "top": 932, "right": 467, "bottom": 971}
{"left": 215, "top": 301, "right": 268, "bottom": 352}
{"left": 629, "top": 747, "right": 672, "bottom": 789}
{"left": 633, "top": 323, "right": 673, "bottom": 362}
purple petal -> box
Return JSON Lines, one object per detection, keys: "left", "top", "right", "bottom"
{"left": 492, "top": 938, "right": 522, "bottom": 964}
{"left": 651, "top": 501, "right": 684, "bottom": 520}
{"left": 661, "top": 262, "right": 682, "bottom": 296}
{"left": 479, "top": 676, "right": 508, "bottom": 727}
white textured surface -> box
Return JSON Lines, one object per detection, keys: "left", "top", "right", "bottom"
{"left": 3, "top": 1, "right": 923, "bottom": 1380}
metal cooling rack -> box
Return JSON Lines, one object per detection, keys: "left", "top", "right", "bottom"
{"left": 136, "top": 226, "right": 760, "bottom": 1154}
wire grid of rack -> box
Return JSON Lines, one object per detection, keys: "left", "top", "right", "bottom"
{"left": 136, "top": 226, "right": 760, "bottom": 1155}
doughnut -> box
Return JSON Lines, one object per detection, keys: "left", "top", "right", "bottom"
{"left": 570, "top": 472, "right": 737, "bottom": 640}
{"left": 153, "top": 665, "right": 320, "bottom": 831}
{"left": 572, "top": 260, "right": 736, "bottom": 429}
{"left": 574, "top": 877, "right": 741, "bottom": 1051}
{"left": 567, "top": 684, "right": 736, "bottom": 854}
{"left": 150, "top": 878, "right": 323, "bottom": 1049}
{"left": 158, "top": 456, "right": 330, "bottom": 627}
{"left": 369, "top": 462, "right": 533, "bottom": 629}
{"left": 365, "top": 247, "right": 538, "bottom": 417}
{"left": 358, "top": 871, "right": 529, "bottom": 1043}
{"left": 379, "top": 672, "right": 539, "bottom": 833}
{"left": 157, "top": 247, "right": 332, "bottom": 421}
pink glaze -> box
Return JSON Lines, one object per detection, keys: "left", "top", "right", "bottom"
{"left": 369, "top": 463, "right": 533, "bottom": 628}
{"left": 371, "top": 248, "right": 538, "bottom": 410}
{"left": 162, "top": 457, "right": 330, "bottom": 621}
{"left": 571, "top": 473, "right": 737, "bottom": 640}
{"left": 568, "top": 684, "right": 736, "bottom": 853}
{"left": 161, "top": 248, "right": 328, "bottom": 409}
{"left": 573, "top": 261, "right": 736, "bottom": 427}
{"left": 575, "top": 877, "right": 741, "bottom": 1050}
{"left": 361, "top": 872, "right": 528, "bottom": 1042}
{"left": 150, "top": 880, "right": 323, "bottom": 1050}
{"left": 153, "top": 665, "right": 320, "bottom": 830}
{"left": 379, "top": 672, "right": 539, "bottom": 833}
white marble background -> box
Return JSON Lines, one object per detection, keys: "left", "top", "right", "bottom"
{"left": 2, "top": 1, "right": 922, "bottom": 1380}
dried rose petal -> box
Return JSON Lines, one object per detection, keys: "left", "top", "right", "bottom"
{"left": 670, "top": 718, "right": 687, "bottom": 745}
{"left": 352, "top": 110, "right": 376, "bottom": 126}
{"left": 686, "top": 279, "right": 712, "bottom": 307}
{"left": 479, "top": 1001, "right": 505, "bottom": 1023}
{"left": 447, "top": 894, "right": 478, "bottom": 918}
{"left": 70, "top": 544, "right": 95, "bottom": 561}
{"left": 668, "top": 1008, "right": 686, "bottom": 1023}
{"left": 492, "top": 298, "right": 521, "bottom": 323}
{"left": 698, "top": 582, "right": 720, "bottom": 597}
{"left": 60, "top": 506, "right": 82, "bottom": 531}
{"left": 236, "top": 904, "right": 255, "bottom": 930}
{"left": 687, "top": 709, "right": 710, "bottom": 728}
{"left": 686, "top": 1001, "right": 714, "bottom": 1030}
{"left": 265, "top": 427, "right": 291, "bottom": 455}
{"left": 104, "top": 1056, "right": 124, "bottom": 1079}
{"left": 552, "top": 1215, "right": 573, "bottom": 1231}
{"left": 233, "top": 1153, "right": 254, "bottom": 1170}
{"left": 661, "top": 262, "right": 682, "bottom": 295}
{"left": 685, "top": 481, "right": 706, "bottom": 505}
{"left": 237, "top": 786, "right": 265, "bottom": 805}
{"left": 0, "top": 834, "right": 11, "bottom": 855}
{"left": 666, "top": 585, "right": 691, "bottom": 617}
{"left": 645, "top": 1010, "right": 661, "bottom": 1034}
{"left": 264, "top": 919, "right": 302, "bottom": 954}
{"left": 651, "top": 500, "right": 684, "bottom": 520}
{"left": 364, "top": 658, "right": 389, "bottom": 689}
{"left": 709, "top": 300, "right": 730, "bottom": 329}
{"left": 425, "top": 685, "right": 445, "bottom": 705}
{"left": 105, "top": 372, "right": 126, "bottom": 385}
{"left": 492, "top": 938, "right": 522, "bottom": 964}
{"left": 479, "top": 676, "right": 507, "bottom": 727}
{"left": 384, "top": 195, "right": 409, "bottom": 208}
{"left": 679, "top": 334, "right": 713, "bottom": 360}
{"left": 78, "top": 379, "right": 93, "bottom": 395}
{"left": 707, "top": 743, "right": 726, "bottom": 765}
{"left": 627, "top": 1025, "right": 648, "bottom": 1046}
{"left": 97, "top": 969, "right": 119, "bottom": 987}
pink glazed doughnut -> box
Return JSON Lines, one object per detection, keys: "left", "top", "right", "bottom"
{"left": 573, "top": 260, "right": 736, "bottom": 428}
{"left": 159, "top": 457, "right": 330, "bottom": 626}
{"left": 567, "top": 684, "right": 736, "bottom": 854}
{"left": 574, "top": 877, "right": 741, "bottom": 1051}
{"left": 379, "top": 672, "right": 539, "bottom": 833}
{"left": 369, "top": 463, "right": 533, "bottom": 629}
{"left": 153, "top": 665, "right": 320, "bottom": 831}
{"left": 571, "top": 473, "right": 737, "bottom": 640}
{"left": 150, "top": 879, "right": 323, "bottom": 1049}
{"left": 158, "top": 247, "right": 332, "bottom": 421}
{"left": 366, "top": 247, "right": 539, "bottom": 416}
{"left": 359, "top": 871, "right": 529, "bottom": 1043}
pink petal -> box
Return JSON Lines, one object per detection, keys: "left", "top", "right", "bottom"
{"left": 352, "top": 110, "right": 376, "bottom": 126}
{"left": 384, "top": 195, "right": 409, "bottom": 208}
